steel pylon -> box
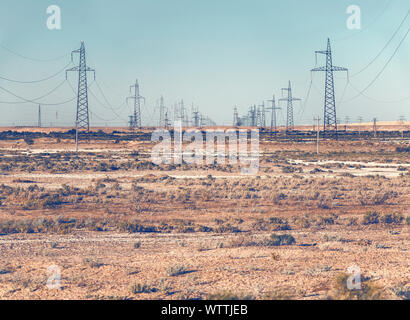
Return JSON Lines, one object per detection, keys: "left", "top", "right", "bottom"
{"left": 311, "top": 38, "right": 348, "bottom": 133}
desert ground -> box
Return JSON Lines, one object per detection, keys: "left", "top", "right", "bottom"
{"left": 0, "top": 125, "right": 408, "bottom": 300}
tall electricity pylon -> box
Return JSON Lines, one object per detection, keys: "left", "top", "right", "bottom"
{"left": 311, "top": 38, "right": 348, "bottom": 134}
{"left": 267, "top": 95, "right": 281, "bottom": 132}
{"left": 127, "top": 79, "right": 145, "bottom": 130}
{"left": 66, "top": 41, "right": 95, "bottom": 140}
{"left": 279, "top": 81, "right": 300, "bottom": 132}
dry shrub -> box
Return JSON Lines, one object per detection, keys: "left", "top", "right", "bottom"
{"left": 380, "top": 213, "right": 404, "bottom": 224}
{"left": 166, "top": 264, "right": 190, "bottom": 277}
{"left": 266, "top": 233, "right": 296, "bottom": 246}
{"left": 264, "top": 288, "right": 295, "bottom": 300}
{"left": 361, "top": 212, "right": 380, "bottom": 225}
{"left": 208, "top": 292, "right": 254, "bottom": 300}
{"left": 252, "top": 217, "right": 291, "bottom": 231}
{"left": 130, "top": 283, "right": 157, "bottom": 294}
{"left": 358, "top": 191, "right": 395, "bottom": 206}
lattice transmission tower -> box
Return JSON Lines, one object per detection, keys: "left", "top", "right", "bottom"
{"left": 279, "top": 81, "right": 300, "bottom": 132}
{"left": 233, "top": 107, "right": 239, "bottom": 126}
{"left": 267, "top": 95, "right": 281, "bottom": 132}
{"left": 159, "top": 96, "right": 166, "bottom": 128}
{"left": 192, "top": 105, "right": 200, "bottom": 127}
{"left": 311, "top": 38, "right": 348, "bottom": 134}
{"left": 66, "top": 42, "right": 95, "bottom": 140}
{"left": 127, "top": 79, "right": 145, "bottom": 130}
{"left": 258, "top": 102, "right": 266, "bottom": 128}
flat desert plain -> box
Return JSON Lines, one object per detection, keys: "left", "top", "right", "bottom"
{"left": 0, "top": 127, "right": 408, "bottom": 300}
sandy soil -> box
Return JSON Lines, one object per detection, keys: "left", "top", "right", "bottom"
{"left": 0, "top": 127, "right": 408, "bottom": 300}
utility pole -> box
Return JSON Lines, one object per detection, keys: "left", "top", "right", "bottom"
{"left": 66, "top": 41, "right": 95, "bottom": 142}
{"left": 127, "top": 79, "right": 145, "bottom": 130}
{"left": 267, "top": 95, "right": 281, "bottom": 133}
{"left": 311, "top": 38, "right": 348, "bottom": 135}
{"left": 399, "top": 116, "right": 406, "bottom": 139}
{"left": 373, "top": 118, "right": 377, "bottom": 138}
{"left": 38, "top": 105, "right": 41, "bottom": 128}
{"left": 344, "top": 116, "right": 350, "bottom": 131}
{"left": 357, "top": 116, "right": 363, "bottom": 135}
{"left": 279, "top": 81, "right": 301, "bottom": 133}
{"left": 75, "top": 121, "right": 79, "bottom": 152}
{"left": 314, "top": 117, "right": 321, "bottom": 154}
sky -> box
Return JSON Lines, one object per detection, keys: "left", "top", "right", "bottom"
{"left": 0, "top": 0, "right": 409, "bottom": 127}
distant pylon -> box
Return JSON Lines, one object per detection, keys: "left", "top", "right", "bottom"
{"left": 164, "top": 109, "right": 170, "bottom": 129}
{"left": 159, "top": 96, "right": 166, "bottom": 128}
{"left": 180, "top": 100, "right": 185, "bottom": 124}
{"left": 267, "top": 95, "right": 281, "bottom": 132}
{"left": 258, "top": 102, "right": 266, "bottom": 128}
{"left": 311, "top": 38, "right": 348, "bottom": 134}
{"left": 279, "top": 81, "right": 301, "bottom": 132}
{"left": 233, "top": 107, "right": 239, "bottom": 126}
{"left": 38, "top": 105, "right": 41, "bottom": 128}
{"left": 192, "top": 105, "right": 200, "bottom": 127}
{"left": 249, "top": 105, "right": 257, "bottom": 127}
{"left": 66, "top": 42, "right": 95, "bottom": 140}
{"left": 127, "top": 79, "right": 145, "bottom": 130}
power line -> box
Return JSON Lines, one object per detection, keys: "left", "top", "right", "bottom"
{"left": 350, "top": 10, "right": 410, "bottom": 77}
{"left": 334, "top": 0, "right": 393, "bottom": 42}
{"left": 297, "top": 75, "right": 313, "bottom": 121}
{"left": 343, "top": 24, "right": 410, "bottom": 103}
{"left": 87, "top": 86, "right": 128, "bottom": 122}
{"left": 0, "top": 62, "right": 73, "bottom": 84}
{"left": 347, "top": 80, "right": 410, "bottom": 103}
{"left": 67, "top": 78, "right": 127, "bottom": 120}
{"left": 0, "top": 79, "right": 76, "bottom": 105}
{"left": 94, "top": 80, "right": 126, "bottom": 111}
{"left": 0, "top": 43, "right": 70, "bottom": 62}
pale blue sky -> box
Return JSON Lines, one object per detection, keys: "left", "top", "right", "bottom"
{"left": 0, "top": 0, "right": 409, "bottom": 126}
